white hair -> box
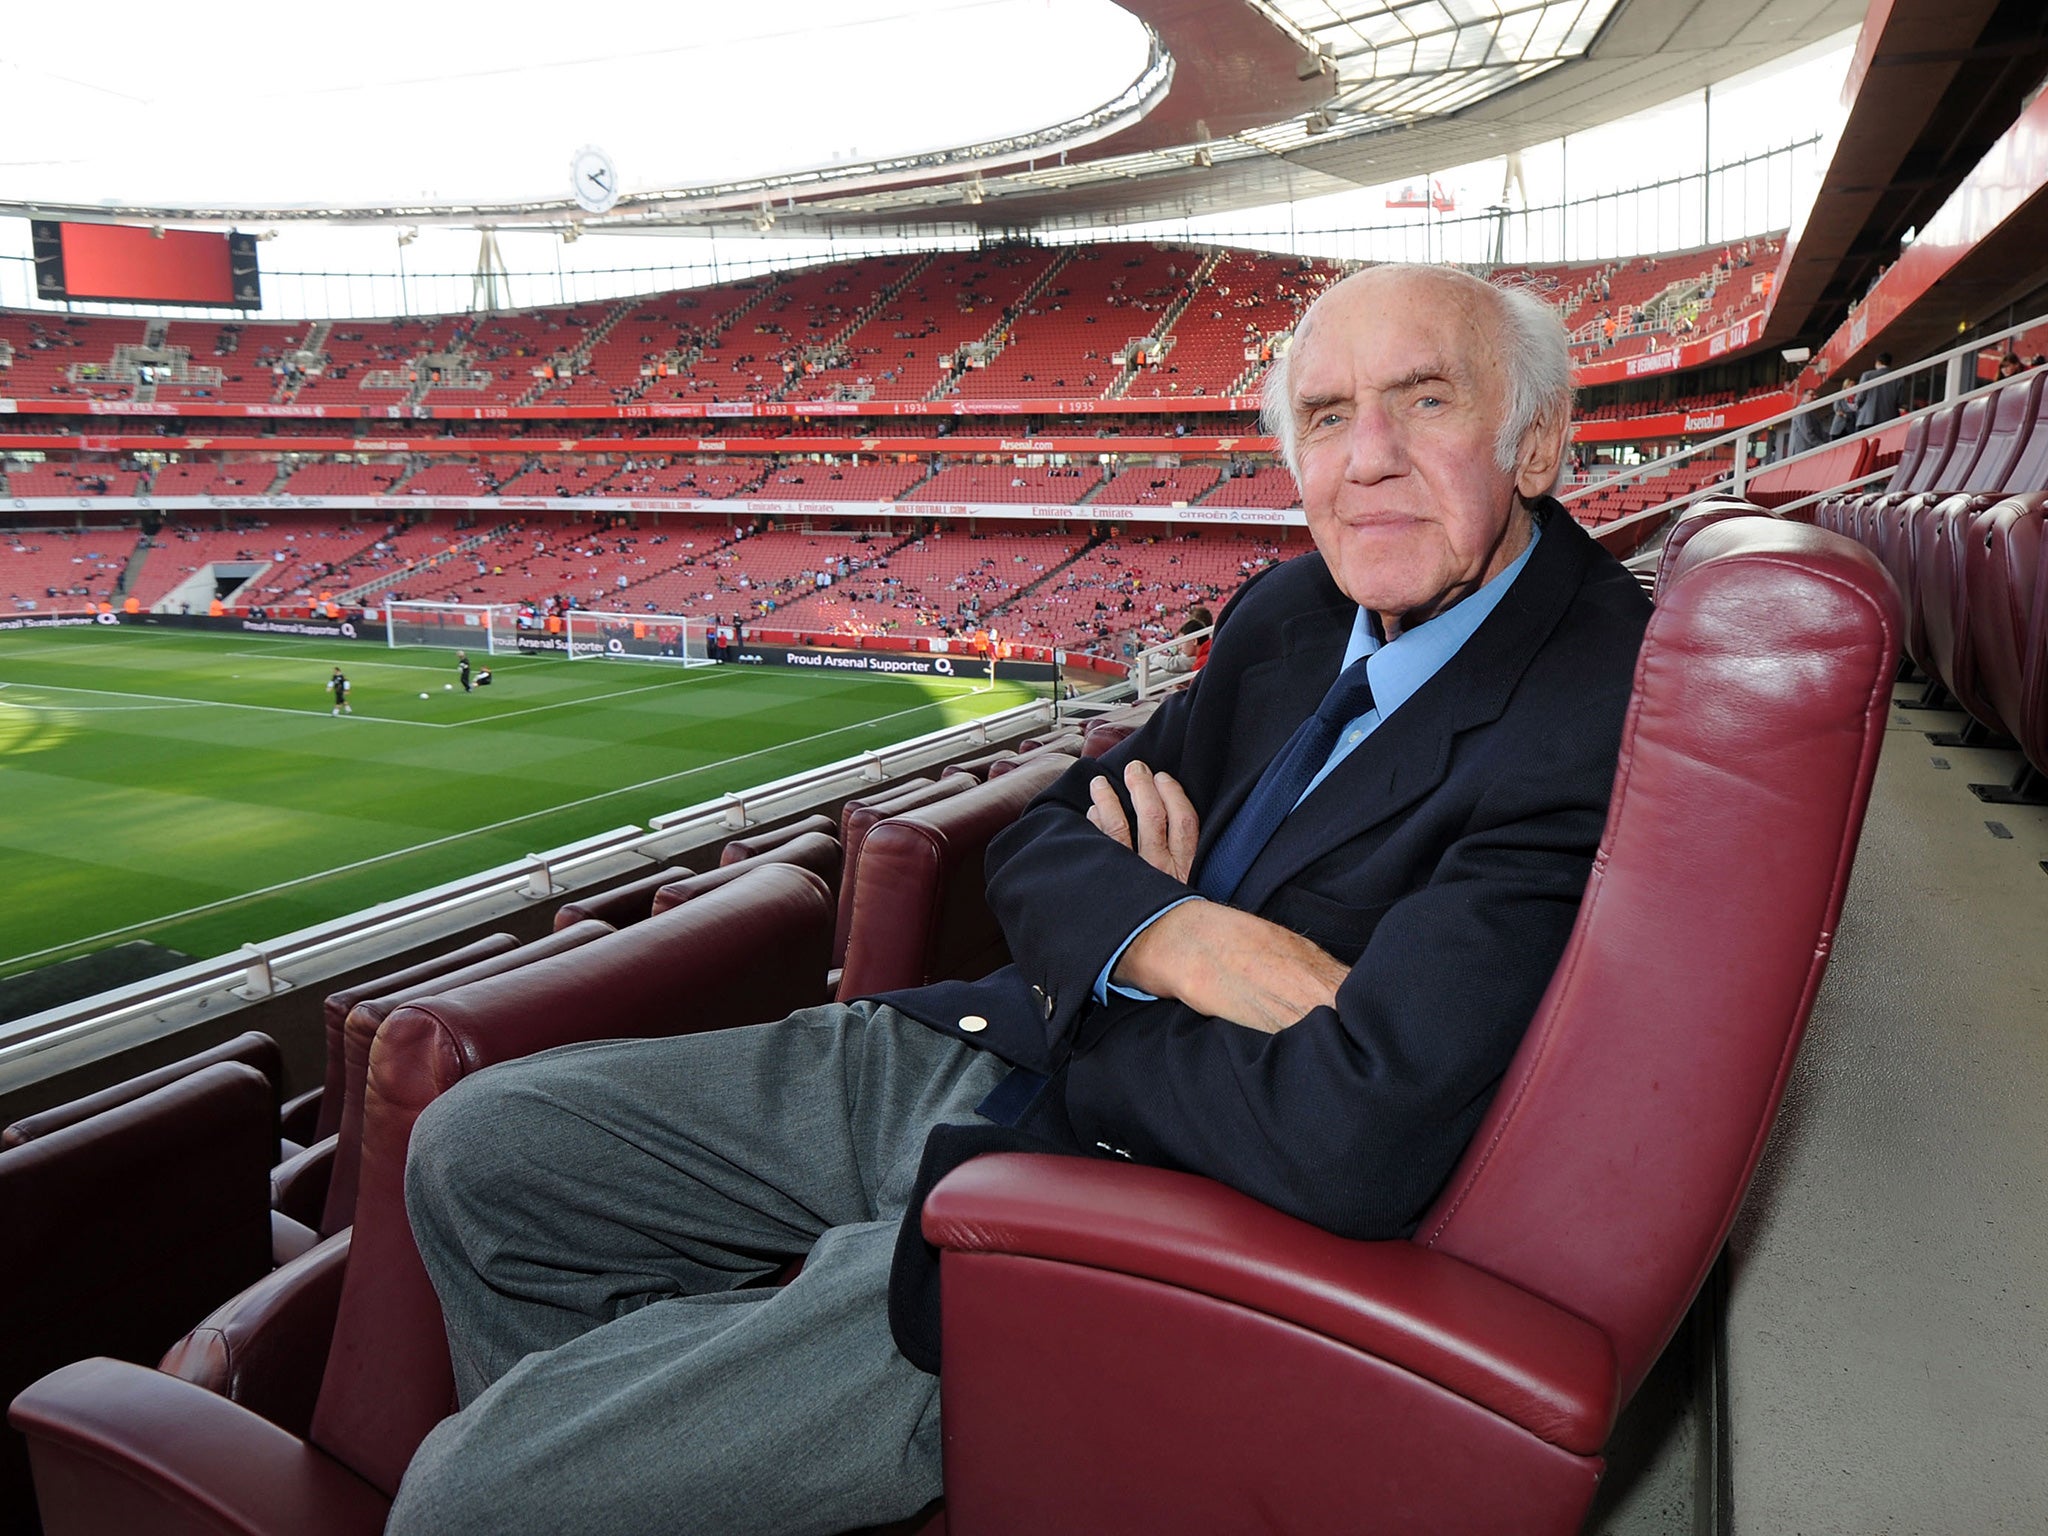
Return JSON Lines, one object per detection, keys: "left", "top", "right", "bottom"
{"left": 1261, "top": 265, "right": 1573, "bottom": 492}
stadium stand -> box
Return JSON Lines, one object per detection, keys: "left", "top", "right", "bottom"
{"left": 147, "top": 462, "right": 280, "bottom": 498}
{"left": 770, "top": 528, "right": 1084, "bottom": 637}
{"left": 904, "top": 463, "right": 1100, "bottom": 504}
{"left": 1094, "top": 464, "right": 1222, "bottom": 506}
{"left": 0, "top": 529, "right": 131, "bottom": 611}
{"left": 276, "top": 462, "right": 408, "bottom": 498}
{"left": 950, "top": 245, "right": 1197, "bottom": 400}
{"left": 1198, "top": 463, "right": 1301, "bottom": 508}
{"left": 827, "top": 247, "right": 1066, "bottom": 403}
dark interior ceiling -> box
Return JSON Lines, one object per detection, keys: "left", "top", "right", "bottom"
{"left": 1763, "top": 0, "right": 2048, "bottom": 350}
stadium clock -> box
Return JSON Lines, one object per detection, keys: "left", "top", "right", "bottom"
{"left": 569, "top": 146, "right": 620, "bottom": 215}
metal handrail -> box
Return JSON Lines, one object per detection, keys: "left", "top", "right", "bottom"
{"left": 1560, "top": 307, "right": 2048, "bottom": 504}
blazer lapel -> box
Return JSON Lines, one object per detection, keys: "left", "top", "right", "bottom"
{"left": 1230, "top": 506, "right": 1599, "bottom": 910}
{"left": 1188, "top": 577, "right": 1354, "bottom": 872}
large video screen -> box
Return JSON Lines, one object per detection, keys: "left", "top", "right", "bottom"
{"left": 31, "top": 222, "right": 261, "bottom": 309}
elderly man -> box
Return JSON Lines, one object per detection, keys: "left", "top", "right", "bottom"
{"left": 391, "top": 264, "right": 1651, "bottom": 1536}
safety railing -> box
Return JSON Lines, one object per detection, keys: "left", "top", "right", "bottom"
{"left": 1558, "top": 309, "right": 2048, "bottom": 521}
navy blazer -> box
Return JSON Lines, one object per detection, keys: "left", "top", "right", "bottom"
{"left": 879, "top": 500, "right": 1650, "bottom": 1243}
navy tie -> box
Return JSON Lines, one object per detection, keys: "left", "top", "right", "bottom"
{"left": 1194, "top": 658, "right": 1377, "bottom": 903}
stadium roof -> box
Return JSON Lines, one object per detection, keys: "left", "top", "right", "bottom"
{"left": 0, "top": 0, "right": 1862, "bottom": 235}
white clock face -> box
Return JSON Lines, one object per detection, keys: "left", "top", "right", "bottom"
{"left": 570, "top": 147, "right": 619, "bottom": 214}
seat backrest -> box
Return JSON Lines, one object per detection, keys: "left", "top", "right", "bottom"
{"left": 1911, "top": 496, "right": 1975, "bottom": 685}
{"left": 1900, "top": 401, "right": 1964, "bottom": 494}
{"left": 1417, "top": 517, "right": 1898, "bottom": 1414}
{"left": 940, "top": 746, "right": 1025, "bottom": 782}
{"left": 1997, "top": 381, "right": 2048, "bottom": 494}
{"left": 834, "top": 753, "right": 1072, "bottom": 1001}
{"left": 315, "top": 934, "right": 521, "bottom": 1140}
{"left": 1960, "top": 496, "right": 2040, "bottom": 739}
{"left": 2020, "top": 496, "right": 2048, "bottom": 777}
{"left": 990, "top": 741, "right": 1081, "bottom": 778}
{"left": 320, "top": 922, "right": 613, "bottom": 1236}
{"left": 307, "top": 863, "right": 836, "bottom": 1498}
{"left": 1650, "top": 504, "right": 1764, "bottom": 606}
{"left": 1934, "top": 390, "right": 1998, "bottom": 494}
{"left": 1883, "top": 410, "right": 1930, "bottom": 491}
{"left": 652, "top": 830, "right": 844, "bottom": 923}
{"left": 2, "top": 1030, "right": 281, "bottom": 1153}
{"left": 833, "top": 776, "right": 976, "bottom": 967}
{"left": 1967, "top": 374, "right": 2047, "bottom": 494}
{"left": 719, "top": 812, "right": 838, "bottom": 866}
{"left": 0, "top": 1062, "right": 276, "bottom": 1531}
{"left": 551, "top": 865, "right": 696, "bottom": 931}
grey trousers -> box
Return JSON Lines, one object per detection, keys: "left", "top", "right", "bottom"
{"left": 386, "top": 1000, "right": 1009, "bottom": 1536}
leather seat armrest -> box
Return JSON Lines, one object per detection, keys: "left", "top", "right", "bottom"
{"left": 270, "top": 1135, "right": 336, "bottom": 1232}
{"left": 924, "top": 1154, "right": 1619, "bottom": 1456}
{"left": 8, "top": 1357, "right": 389, "bottom": 1536}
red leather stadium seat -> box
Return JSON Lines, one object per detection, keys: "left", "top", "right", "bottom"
{"left": 834, "top": 755, "right": 1072, "bottom": 1001}
{"left": 720, "top": 813, "right": 839, "bottom": 865}
{"left": 922, "top": 514, "right": 1900, "bottom": 1535}
{"left": 4, "top": 1031, "right": 284, "bottom": 1160}
{"left": 831, "top": 778, "right": 977, "bottom": 970}
{"left": 304, "top": 935, "right": 523, "bottom": 1144}
{"left": 987, "top": 740, "right": 1080, "bottom": 778}
{"left": 550, "top": 866, "right": 696, "bottom": 931}
{"left": 651, "top": 828, "right": 844, "bottom": 930}
{"left": 1, "top": 1063, "right": 280, "bottom": 1534}
{"left": 316, "top": 921, "right": 615, "bottom": 1238}
{"left": 1963, "top": 493, "right": 2048, "bottom": 800}
{"left": 10, "top": 864, "right": 837, "bottom": 1536}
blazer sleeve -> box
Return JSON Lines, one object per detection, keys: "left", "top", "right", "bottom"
{"left": 979, "top": 568, "right": 1287, "bottom": 1061}
{"left": 1051, "top": 683, "right": 1627, "bottom": 1241}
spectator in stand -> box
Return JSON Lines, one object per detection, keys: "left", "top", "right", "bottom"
{"left": 1786, "top": 388, "right": 1829, "bottom": 459}
{"left": 1853, "top": 354, "right": 1902, "bottom": 429}
{"left": 1997, "top": 352, "right": 2024, "bottom": 380}
{"left": 1826, "top": 381, "right": 1858, "bottom": 440}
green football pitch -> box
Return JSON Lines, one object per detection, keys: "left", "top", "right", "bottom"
{"left": 0, "top": 627, "right": 1045, "bottom": 979}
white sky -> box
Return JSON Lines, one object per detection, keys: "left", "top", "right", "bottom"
{"left": 0, "top": 0, "right": 1149, "bottom": 208}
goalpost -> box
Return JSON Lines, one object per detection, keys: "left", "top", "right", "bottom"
{"left": 384, "top": 599, "right": 523, "bottom": 655}
{"left": 563, "top": 609, "right": 716, "bottom": 667}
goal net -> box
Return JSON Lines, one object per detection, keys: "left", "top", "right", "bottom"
{"left": 564, "top": 610, "right": 715, "bottom": 666}
{"left": 383, "top": 600, "right": 523, "bottom": 655}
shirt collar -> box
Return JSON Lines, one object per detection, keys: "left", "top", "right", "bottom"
{"left": 1340, "top": 516, "right": 1543, "bottom": 722}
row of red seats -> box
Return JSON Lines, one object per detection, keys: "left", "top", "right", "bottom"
{"left": 1808, "top": 373, "right": 2048, "bottom": 803}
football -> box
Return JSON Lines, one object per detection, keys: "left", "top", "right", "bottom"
{"left": 445, "top": 683, "right": 454, "bottom": 690}
{"left": 419, "top": 691, "right": 429, "bottom": 699}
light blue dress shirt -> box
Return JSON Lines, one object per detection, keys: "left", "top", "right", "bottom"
{"left": 1095, "top": 520, "right": 1544, "bottom": 1002}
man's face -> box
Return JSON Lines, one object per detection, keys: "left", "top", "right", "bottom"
{"left": 1287, "top": 271, "right": 1555, "bottom": 633}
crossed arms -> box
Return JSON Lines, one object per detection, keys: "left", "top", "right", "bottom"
{"left": 1086, "top": 762, "right": 1349, "bottom": 1036}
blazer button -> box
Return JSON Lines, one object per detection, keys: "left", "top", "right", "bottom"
{"left": 1032, "top": 985, "right": 1053, "bottom": 1019}
{"left": 957, "top": 1014, "right": 989, "bottom": 1033}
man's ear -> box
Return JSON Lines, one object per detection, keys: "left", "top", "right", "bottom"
{"left": 1514, "top": 410, "right": 1568, "bottom": 498}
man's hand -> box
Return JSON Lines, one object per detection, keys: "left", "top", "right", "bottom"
{"left": 1087, "top": 761, "right": 1199, "bottom": 883}
{"left": 1085, "top": 760, "right": 1347, "bottom": 1033}
{"left": 1115, "top": 899, "right": 1349, "bottom": 1034}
